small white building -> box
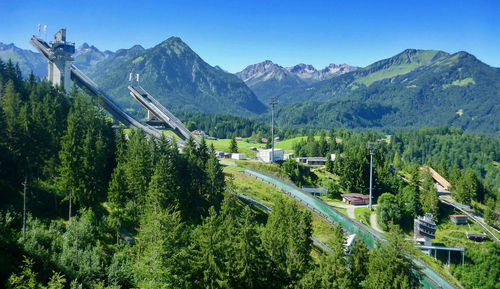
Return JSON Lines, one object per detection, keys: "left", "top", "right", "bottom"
{"left": 284, "top": 153, "right": 294, "bottom": 160}
{"left": 214, "top": 150, "right": 225, "bottom": 159}
{"left": 257, "top": 148, "right": 284, "bottom": 163}
{"left": 231, "top": 153, "right": 246, "bottom": 160}
{"left": 330, "top": 153, "right": 336, "bottom": 162}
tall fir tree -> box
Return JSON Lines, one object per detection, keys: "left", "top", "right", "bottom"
{"left": 191, "top": 206, "right": 226, "bottom": 289}
{"left": 421, "top": 174, "right": 439, "bottom": 218}
{"left": 362, "top": 225, "right": 421, "bottom": 289}
{"left": 229, "top": 136, "right": 238, "bottom": 153}
{"left": 262, "top": 198, "right": 313, "bottom": 287}
{"left": 124, "top": 129, "right": 152, "bottom": 207}
{"left": 298, "top": 224, "right": 350, "bottom": 289}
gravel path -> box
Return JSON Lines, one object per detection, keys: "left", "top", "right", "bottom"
{"left": 370, "top": 213, "right": 384, "bottom": 233}
{"left": 347, "top": 207, "right": 355, "bottom": 219}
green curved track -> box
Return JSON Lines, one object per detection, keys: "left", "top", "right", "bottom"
{"left": 244, "top": 168, "right": 456, "bottom": 289}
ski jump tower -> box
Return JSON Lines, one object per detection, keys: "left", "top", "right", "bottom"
{"left": 47, "top": 29, "right": 75, "bottom": 91}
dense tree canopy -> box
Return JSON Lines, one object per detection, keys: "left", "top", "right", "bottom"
{"left": 0, "top": 58, "right": 496, "bottom": 289}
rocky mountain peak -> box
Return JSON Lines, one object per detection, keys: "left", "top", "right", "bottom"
{"left": 236, "top": 60, "right": 285, "bottom": 82}
{"left": 287, "top": 63, "right": 317, "bottom": 74}
{"left": 0, "top": 42, "right": 17, "bottom": 51}
{"left": 320, "top": 63, "right": 359, "bottom": 75}
{"left": 78, "top": 42, "right": 90, "bottom": 50}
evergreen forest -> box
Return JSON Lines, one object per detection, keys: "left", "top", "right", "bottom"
{"left": 1, "top": 58, "right": 427, "bottom": 288}
{"left": 1, "top": 57, "right": 499, "bottom": 288}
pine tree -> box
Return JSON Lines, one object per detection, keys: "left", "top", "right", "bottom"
{"left": 198, "top": 138, "right": 209, "bottom": 164}
{"left": 298, "top": 224, "right": 351, "bottom": 289}
{"left": 393, "top": 151, "right": 403, "bottom": 170}
{"left": 325, "top": 158, "right": 333, "bottom": 173}
{"left": 58, "top": 91, "right": 114, "bottom": 214}
{"left": 401, "top": 185, "right": 421, "bottom": 218}
{"left": 58, "top": 95, "right": 86, "bottom": 220}
{"left": 2, "top": 80, "right": 23, "bottom": 156}
{"left": 421, "top": 174, "right": 439, "bottom": 218}
{"left": 124, "top": 129, "right": 152, "bottom": 206}
{"left": 262, "top": 198, "right": 312, "bottom": 287}
{"left": 348, "top": 239, "right": 370, "bottom": 289}
{"left": 205, "top": 152, "right": 225, "bottom": 209}
{"left": 108, "top": 163, "right": 130, "bottom": 208}
{"left": 115, "top": 129, "right": 128, "bottom": 164}
{"left": 233, "top": 206, "right": 265, "bottom": 289}
{"left": 217, "top": 193, "right": 242, "bottom": 287}
{"left": 135, "top": 208, "right": 190, "bottom": 288}
{"left": 362, "top": 225, "right": 421, "bottom": 289}
{"left": 191, "top": 207, "right": 226, "bottom": 289}
{"left": 229, "top": 136, "right": 238, "bottom": 153}
{"left": 146, "top": 149, "right": 181, "bottom": 213}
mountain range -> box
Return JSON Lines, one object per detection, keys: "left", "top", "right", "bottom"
{"left": 236, "top": 60, "right": 358, "bottom": 103}
{"left": 85, "top": 37, "right": 267, "bottom": 116}
{"left": 273, "top": 49, "right": 500, "bottom": 134}
{"left": 0, "top": 39, "right": 267, "bottom": 117}
{"left": 73, "top": 42, "right": 114, "bottom": 72}
{"left": 1, "top": 39, "right": 498, "bottom": 134}
{"left": 0, "top": 42, "right": 47, "bottom": 77}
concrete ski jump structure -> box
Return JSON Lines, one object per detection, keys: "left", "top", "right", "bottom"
{"left": 30, "top": 29, "right": 193, "bottom": 143}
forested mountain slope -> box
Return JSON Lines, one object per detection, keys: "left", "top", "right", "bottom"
{"left": 3, "top": 41, "right": 499, "bottom": 134}
{"left": 275, "top": 50, "right": 500, "bottom": 134}
{"left": 0, "top": 42, "right": 46, "bottom": 78}
{"left": 0, "top": 39, "right": 267, "bottom": 117}
{"left": 87, "top": 37, "right": 267, "bottom": 116}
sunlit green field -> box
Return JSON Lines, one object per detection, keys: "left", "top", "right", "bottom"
{"left": 276, "top": 135, "right": 321, "bottom": 150}
{"left": 224, "top": 166, "right": 337, "bottom": 247}
{"left": 206, "top": 138, "right": 262, "bottom": 158}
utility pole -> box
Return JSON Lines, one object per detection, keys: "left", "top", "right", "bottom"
{"left": 22, "top": 176, "right": 27, "bottom": 242}
{"left": 269, "top": 97, "right": 278, "bottom": 163}
{"left": 368, "top": 142, "right": 377, "bottom": 210}
{"left": 69, "top": 191, "right": 72, "bottom": 223}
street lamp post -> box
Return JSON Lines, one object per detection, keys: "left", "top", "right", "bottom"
{"left": 269, "top": 97, "right": 278, "bottom": 163}
{"left": 368, "top": 142, "right": 377, "bottom": 210}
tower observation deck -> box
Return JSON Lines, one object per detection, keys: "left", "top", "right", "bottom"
{"left": 47, "top": 29, "right": 75, "bottom": 91}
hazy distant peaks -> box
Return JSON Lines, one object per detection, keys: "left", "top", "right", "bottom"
{"left": 285, "top": 63, "right": 359, "bottom": 81}
{"left": 78, "top": 42, "right": 90, "bottom": 50}
{"left": 76, "top": 42, "right": 114, "bottom": 57}
{"left": 237, "top": 60, "right": 359, "bottom": 84}
{"left": 237, "top": 60, "right": 286, "bottom": 82}
{"left": 287, "top": 63, "right": 316, "bottom": 74}
{"left": 321, "top": 63, "right": 358, "bottom": 74}
{"left": 0, "top": 42, "right": 18, "bottom": 51}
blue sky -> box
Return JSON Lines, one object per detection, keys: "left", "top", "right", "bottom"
{"left": 1, "top": 0, "right": 498, "bottom": 72}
